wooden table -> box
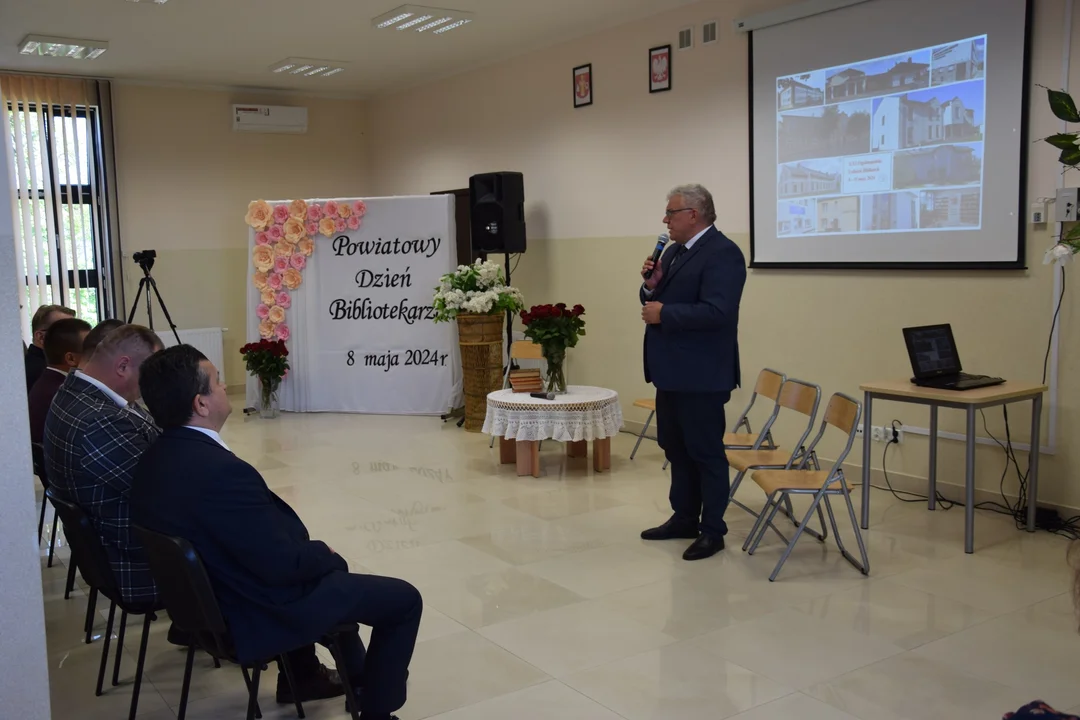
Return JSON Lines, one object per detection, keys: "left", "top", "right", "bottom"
{"left": 482, "top": 386, "right": 623, "bottom": 478}
{"left": 859, "top": 379, "right": 1047, "bottom": 553}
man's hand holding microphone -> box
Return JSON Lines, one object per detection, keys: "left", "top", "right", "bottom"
{"left": 641, "top": 233, "right": 668, "bottom": 325}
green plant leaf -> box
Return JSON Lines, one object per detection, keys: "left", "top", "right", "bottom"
{"left": 1060, "top": 146, "right": 1080, "bottom": 166}
{"left": 1064, "top": 224, "right": 1080, "bottom": 242}
{"left": 1045, "top": 133, "right": 1080, "bottom": 150}
{"left": 1048, "top": 87, "right": 1080, "bottom": 123}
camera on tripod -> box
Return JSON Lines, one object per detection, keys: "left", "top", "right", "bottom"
{"left": 132, "top": 249, "right": 157, "bottom": 273}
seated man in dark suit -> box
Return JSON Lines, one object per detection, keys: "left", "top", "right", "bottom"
{"left": 29, "top": 317, "right": 91, "bottom": 445}
{"left": 43, "top": 324, "right": 164, "bottom": 606}
{"left": 26, "top": 303, "right": 76, "bottom": 391}
{"left": 133, "top": 345, "right": 421, "bottom": 720}
{"left": 79, "top": 318, "right": 126, "bottom": 368}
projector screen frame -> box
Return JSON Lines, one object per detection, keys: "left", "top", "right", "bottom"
{"left": 745, "top": 0, "right": 1035, "bottom": 271}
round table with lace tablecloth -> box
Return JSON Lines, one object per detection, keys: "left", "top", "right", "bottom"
{"left": 482, "top": 386, "right": 624, "bottom": 477}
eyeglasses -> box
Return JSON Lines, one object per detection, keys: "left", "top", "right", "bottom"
{"left": 664, "top": 208, "right": 694, "bottom": 218}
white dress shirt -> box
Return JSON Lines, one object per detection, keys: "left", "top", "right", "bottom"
{"left": 184, "top": 426, "right": 230, "bottom": 452}
{"left": 74, "top": 369, "right": 127, "bottom": 408}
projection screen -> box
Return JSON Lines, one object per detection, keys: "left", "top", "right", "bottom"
{"left": 746, "top": 0, "right": 1033, "bottom": 269}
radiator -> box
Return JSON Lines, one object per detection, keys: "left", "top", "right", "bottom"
{"left": 161, "top": 327, "right": 227, "bottom": 385}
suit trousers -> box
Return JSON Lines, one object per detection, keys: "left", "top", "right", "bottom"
{"left": 655, "top": 389, "right": 731, "bottom": 538}
{"left": 327, "top": 573, "right": 423, "bottom": 716}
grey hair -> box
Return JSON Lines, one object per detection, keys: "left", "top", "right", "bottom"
{"left": 668, "top": 184, "right": 717, "bottom": 225}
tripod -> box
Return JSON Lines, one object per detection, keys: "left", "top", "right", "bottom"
{"left": 126, "top": 259, "right": 182, "bottom": 346}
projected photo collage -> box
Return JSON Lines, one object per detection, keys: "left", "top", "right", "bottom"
{"left": 775, "top": 35, "right": 986, "bottom": 238}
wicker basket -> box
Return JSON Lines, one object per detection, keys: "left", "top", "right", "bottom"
{"left": 457, "top": 313, "right": 505, "bottom": 432}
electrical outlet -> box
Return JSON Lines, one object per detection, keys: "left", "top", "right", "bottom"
{"left": 1056, "top": 187, "right": 1079, "bottom": 222}
{"left": 870, "top": 426, "right": 885, "bottom": 442}
{"left": 855, "top": 424, "right": 864, "bottom": 438}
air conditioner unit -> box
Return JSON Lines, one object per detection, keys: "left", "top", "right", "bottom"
{"left": 232, "top": 105, "right": 308, "bottom": 134}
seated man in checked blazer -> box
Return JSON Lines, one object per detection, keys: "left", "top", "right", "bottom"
{"left": 43, "top": 324, "right": 164, "bottom": 607}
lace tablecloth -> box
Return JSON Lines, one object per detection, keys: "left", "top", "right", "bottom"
{"left": 483, "top": 386, "right": 624, "bottom": 442}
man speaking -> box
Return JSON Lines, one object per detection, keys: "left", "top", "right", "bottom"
{"left": 638, "top": 184, "right": 746, "bottom": 561}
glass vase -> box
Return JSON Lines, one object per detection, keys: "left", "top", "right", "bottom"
{"left": 259, "top": 378, "right": 280, "bottom": 419}
{"left": 542, "top": 347, "right": 567, "bottom": 394}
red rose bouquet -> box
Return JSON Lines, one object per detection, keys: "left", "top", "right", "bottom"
{"left": 519, "top": 303, "right": 586, "bottom": 393}
{"left": 241, "top": 339, "right": 289, "bottom": 417}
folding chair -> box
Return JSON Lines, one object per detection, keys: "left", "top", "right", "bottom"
{"left": 490, "top": 341, "right": 545, "bottom": 449}
{"left": 743, "top": 392, "right": 870, "bottom": 582}
{"left": 725, "top": 368, "right": 786, "bottom": 450}
{"left": 726, "top": 379, "right": 823, "bottom": 537}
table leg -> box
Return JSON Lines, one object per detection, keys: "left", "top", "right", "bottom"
{"left": 861, "top": 391, "right": 872, "bottom": 529}
{"left": 593, "top": 438, "right": 611, "bottom": 472}
{"left": 928, "top": 406, "right": 938, "bottom": 511}
{"left": 516, "top": 441, "right": 540, "bottom": 478}
{"left": 567, "top": 441, "right": 588, "bottom": 458}
{"left": 964, "top": 407, "right": 976, "bottom": 554}
{"left": 499, "top": 437, "right": 517, "bottom": 465}
{"left": 1028, "top": 394, "right": 1043, "bottom": 532}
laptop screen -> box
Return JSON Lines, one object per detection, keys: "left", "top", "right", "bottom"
{"left": 904, "top": 325, "right": 962, "bottom": 378}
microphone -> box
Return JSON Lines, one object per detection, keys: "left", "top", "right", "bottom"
{"left": 642, "top": 233, "right": 669, "bottom": 280}
{"left": 529, "top": 392, "right": 556, "bottom": 400}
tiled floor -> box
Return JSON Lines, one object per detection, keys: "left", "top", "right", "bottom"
{"left": 39, "top": 402, "right": 1078, "bottom": 719}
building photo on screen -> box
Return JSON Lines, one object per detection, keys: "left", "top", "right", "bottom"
{"left": 776, "top": 35, "right": 986, "bottom": 238}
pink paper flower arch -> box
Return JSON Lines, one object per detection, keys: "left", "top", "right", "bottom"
{"left": 245, "top": 198, "right": 368, "bottom": 341}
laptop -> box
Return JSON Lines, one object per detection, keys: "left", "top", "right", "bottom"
{"left": 902, "top": 324, "right": 1005, "bottom": 391}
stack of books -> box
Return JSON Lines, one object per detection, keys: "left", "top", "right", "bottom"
{"left": 509, "top": 368, "right": 544, "bottom": 393}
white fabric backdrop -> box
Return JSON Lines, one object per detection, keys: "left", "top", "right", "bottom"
{"left": 245, "top": 195, "right": 462, "bottom": 414}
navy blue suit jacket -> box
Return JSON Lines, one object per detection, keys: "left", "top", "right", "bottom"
{"left": 639, "top": 226, "right": 746, "bottom": 393}
{"left": 131, "top": 427, "right": 354, "bottom": 664}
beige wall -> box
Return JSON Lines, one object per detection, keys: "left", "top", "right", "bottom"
{"left": 112, "top": 84, "right": 370, "bottom": 386}
{"left": 368, "top": 0, "right": 1080, "bottom": 510}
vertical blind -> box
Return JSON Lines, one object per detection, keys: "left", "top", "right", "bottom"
{"left": 1, "top": 74, "right": 119, "bottom": 340}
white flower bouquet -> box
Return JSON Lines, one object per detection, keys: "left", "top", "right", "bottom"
{"left": 432, "top": 260, "right": 525, "bottom": 323}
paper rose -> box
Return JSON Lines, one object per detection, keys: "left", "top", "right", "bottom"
{"left": 337, "top": 202, "right": 353, "bottom": 219}
{"left": 253, "top": 271, "right": 269, "bottom": 290}
{"left": 256, "top": 304, "right": 271, "bottom": 320}
{"left": 352, "top": 200, "right": 367, "bottom": 217}
{"left": 261, "top": 288, "right": 276, "bottom": 305}
{"left": 334, "top": 217, "right": 346, "bottom": 233}
{"left": 307, "top": 204, "right": 324, "bottom": 221}
{"left": 255, "top": 231, "right": 271, "bottom": 246}
{"left": 274, "top": 241, "right": 293, "bottom": 259}
{"left": 252, "top": 245, "right": 274, "bottom": 272}
{"left": 268, "top": 224, "right": 284, "bottom": 241}
{"left": 268, "top": 305, "right": 286, "bottom": 324}
{"left": 324, "top": 199, "right": 340, "bottom": 217}
{"left": 282, "top": 268, "right": 303, "bottom": 290}
{"left": 290, "top": 254, "right": 306, "bottom": 270}
{"left": 245, "top": 200, "right": 273, "bottom": 230}
{"left": 272, "top": 204, "right": 290, "bottom": 225}
{"left": 298, "top": 238, "right": 314, "bottom": 256}
{"left": 318, "top": 217, "right": 337, "bottom": 237}
{"left": 275, "top": 291, "right": 292, "bottom": 309}
{"left": 275, "top": 324, "right": 291, "bottom": 342}
{"left": 283, "top": 217, "right": 306, "bottom": 244}
{"left": 288, "top": 198, "right": 308, "bottom": 220}
{"left": 259, "top": 319, "right": 275, "bottom": 339}
{"left": 274, "top": 257, "right": 290, "bottom": 274}
{"left": 347, "top": 216, "right": 361, "bottom": 231}
{"left": 267, "top": 271, "right": 284, "bottom": 290}
{"left": 306, "top": 221, "right": 319, "bottom": 236}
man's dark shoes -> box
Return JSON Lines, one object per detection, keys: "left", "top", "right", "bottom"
{"left": 641, "top": 516, "right": 699, "bottom": 541}
{"left": 682, "top": 534, "right": 725, "bottom": 561}
{"left": 276, "top": 663, "right": 344, "bottom": 704}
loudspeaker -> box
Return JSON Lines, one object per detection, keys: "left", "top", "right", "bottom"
{"left": 469, "top": 172, "right": 526, "bottom": 254}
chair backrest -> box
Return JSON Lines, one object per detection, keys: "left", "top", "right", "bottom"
{"left": 805, "top": 392, "right": 863, "bottom": 477}
{"left": 31, "top": 442, "right": 47, "bottom": 486}
{"left": 134, "top": 525, "right": 233, "bottom": 658}
{"left": 752, "top": 378, "right": 822, "bottom": 465}
{"left": 510, "top": 341, "right": 544, "bottom": 361}
{"left": 45, "top": 488, "right": 118, "bottom": 596}
{"left": 732, "top": 368, "right": 787, "bottom": 438}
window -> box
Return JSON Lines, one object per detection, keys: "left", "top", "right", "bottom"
{"left": 3, "top": 75, "right": 119, "bottom": 338}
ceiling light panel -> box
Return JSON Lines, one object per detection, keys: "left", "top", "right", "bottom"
{"left": 371, "top": 4, "right": 475, "bottom": 34}
{"left": 269, "top": 58, "right": 348, "bottom": 79}
{"left": 19, "top": 35, "right": 108, "bottom": 60}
